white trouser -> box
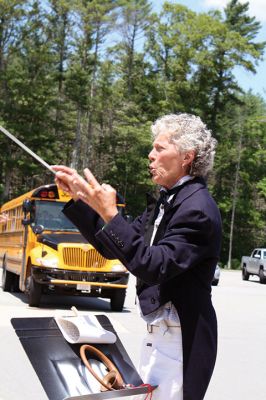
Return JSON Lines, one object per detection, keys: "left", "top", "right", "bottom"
{"left": 138, "top": 325, "right": 183, "bottom": 400}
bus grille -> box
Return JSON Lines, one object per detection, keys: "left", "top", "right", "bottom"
{"left": 62, "top": 247, "right": 107, "bottom": 269}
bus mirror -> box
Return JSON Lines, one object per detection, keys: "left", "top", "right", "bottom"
{"left": 22, "top": 218, "right": 31, "bottom": 226}
{"left": 32, "top": 225, "right": 44, "bottom": 234}
{"left": 23, "top": 199, "right": 33, "bottom": 213}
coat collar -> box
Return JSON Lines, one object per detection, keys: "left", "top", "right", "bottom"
{"left": 171, "top": 176, "right": 206, "bottom": 209}
{"left": 146, "top": 176, "right": 206, "bottom": 210}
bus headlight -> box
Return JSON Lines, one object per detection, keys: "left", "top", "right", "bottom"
{"left": 36, "top": 257, "right": 59, "bottom": 268}
{"left": 111, "top": 264, "right": 126, "bottom": 272}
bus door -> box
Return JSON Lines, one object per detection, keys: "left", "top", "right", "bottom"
{"left": 20, "top": 198, "right": 79, "bottom": 290}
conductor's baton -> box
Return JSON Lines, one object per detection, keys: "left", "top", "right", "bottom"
{"left": 0, "top": 125, "right": 55, "bottom": 174}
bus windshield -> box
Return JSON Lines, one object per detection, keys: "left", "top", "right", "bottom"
{"left": 34, "top": 200, "right": 79, "bottom": 232}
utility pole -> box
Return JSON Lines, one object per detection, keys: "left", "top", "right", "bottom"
{"left": 227, "top": 130, "right": 243, "bottom": 269}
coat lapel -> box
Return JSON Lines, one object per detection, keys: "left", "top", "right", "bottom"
{"left": 170, "top": 177, "right": 206, "bottom": 210}
{"left": 142, "top": 178, "right": 207, "bottom": 247}
{"left": 143, "top": 192, "right": 157, "bottom": 245}
{"left": 152, "top": 177, "right": 206, "bottom": 245}
{"left": 137, "top": 178, "right": 206, "bottom": 293}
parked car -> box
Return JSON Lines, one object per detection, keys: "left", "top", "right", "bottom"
{"left": 241, "top": 248, "right": 266, "bottom": 284}
{"left": 212, "top": 264, "right": 220, "bottom": 286}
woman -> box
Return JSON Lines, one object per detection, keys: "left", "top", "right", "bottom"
{"left": 53, "top": 113, "right": 222, "bottom": 400}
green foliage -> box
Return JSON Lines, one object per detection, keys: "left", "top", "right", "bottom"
{"left": 0, "top": 0, "right": 265, "bottom": 262}
{"left": 230, "top": 258, "right": 241, "bottom": 270}
{"left": 257, "top": 178, "right": 266, "bottom": 198}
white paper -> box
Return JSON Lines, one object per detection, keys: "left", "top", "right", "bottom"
{"left": 55, "top": 313, "right": 117, "bottom": 344}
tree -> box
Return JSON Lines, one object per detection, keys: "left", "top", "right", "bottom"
{"left": 47, "top": 0, "right": 74, "bottom": 162}
{"left": 115, "top": 0, "right": 152, "bottom": 96}
{"left": 0, "top": 0, "right": 26, "bottom": 198}
{"left": 214, "top": 94, "right": 266, "bottom": 265}
{"left": 64, "top": 0, "right": 119, "bottom": 170}
{"left": 80, "top": 0, "right": 119, "bottom": 170}
{"left": 145, "top": 3, "right": 197, "bottom": 114}
{"left": 1, "top": 1, "right": 57, "bottom": 199}
{"left": 198, "top": 0, "right": 265, "bottom": 132}
{"left": 0, "top": 0, "right": 265, "bottom": 263}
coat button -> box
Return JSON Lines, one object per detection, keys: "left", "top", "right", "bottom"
{"left": 160, "top": 265, "right": 166, "bottom": 273}
{"left": 151, "top": 297, "right": 156, "bottom": 304}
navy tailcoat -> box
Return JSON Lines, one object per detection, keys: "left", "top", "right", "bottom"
{"left": 63, "top": 177, "right": 222, "bottom": 400}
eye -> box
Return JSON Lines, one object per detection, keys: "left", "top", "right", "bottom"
{"left": 155, "top": 144, "right": 165, "bottom": 152}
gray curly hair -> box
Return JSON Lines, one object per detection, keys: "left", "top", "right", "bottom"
{"left": 151, "top": 113, "right": 217, "bottom": 177}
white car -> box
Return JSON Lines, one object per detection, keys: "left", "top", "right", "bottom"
{"left": 212, "top": 265, "right": 220, "bottom": 286}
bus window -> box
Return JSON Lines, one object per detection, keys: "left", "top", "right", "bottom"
{"left": 34, "top": 201, "right": 79, "bottom": 232}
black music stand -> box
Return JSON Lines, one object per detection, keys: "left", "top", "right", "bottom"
{"left": 11, "top": 315, "right": 154, "bottom": 400}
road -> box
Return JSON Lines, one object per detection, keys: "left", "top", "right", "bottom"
{"left": 0, "top": 269, "right": 266, "bottom": 400}
{"left": 205, "top": 270, "right": 266, "bottom": 400}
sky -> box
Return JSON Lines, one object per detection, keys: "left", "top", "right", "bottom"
{"left": 152, "top": 0, "right": 266, "bottom": 100}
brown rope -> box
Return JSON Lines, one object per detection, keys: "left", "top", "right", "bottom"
{"left": 80, "top": 344, "right": 125, "bottom": 391}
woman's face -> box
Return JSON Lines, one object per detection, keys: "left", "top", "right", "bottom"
{"left": 148, "top": 133, "right": 192, "bottom": 189}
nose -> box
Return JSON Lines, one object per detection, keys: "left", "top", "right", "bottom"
{"left": 148, "top": 148, "right": 155, "bottom": 161}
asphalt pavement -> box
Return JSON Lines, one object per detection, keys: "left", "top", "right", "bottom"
{"left": 0, "top": 269, "right": 266, "bottom": 400}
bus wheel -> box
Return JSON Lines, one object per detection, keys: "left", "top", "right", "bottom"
{"left": 2, "top": 259, "right": 13, "bottom": 292}
{"left": 110, "top": 289, "right": 126, "bottom": 312}
{"left": 28, "top": 276, "right": 42, "bottom": 307}
{"left": 12, "top": 274, "right": 20, "bottom": 292}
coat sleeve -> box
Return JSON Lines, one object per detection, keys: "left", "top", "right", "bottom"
{"left": 64, "top": 198, "right": 219, "bottom": 286}
{"left": 95, "top": 206, "right": 215, "bottom": 285}
{"left": 63, "top": 199, "right": 144, "bottom": 259}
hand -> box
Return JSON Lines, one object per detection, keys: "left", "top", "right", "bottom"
{"left": 52, "top": 165, "right": 82, "bottom": 201}
{"left": 75, "top": 168, "right": 118, "bottom": 223}
{"left": 52, "top": 165, "right": 118, "bottom": 223}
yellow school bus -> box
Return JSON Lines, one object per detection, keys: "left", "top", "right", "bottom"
{"left": 0, "top": 184, "right": 129, "bottom": 310}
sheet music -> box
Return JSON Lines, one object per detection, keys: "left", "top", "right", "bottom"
{"left": 55, "top": 314, "right": 117, "bottom": 344}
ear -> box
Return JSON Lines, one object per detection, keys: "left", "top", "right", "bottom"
{"left": 182, "top": 150, "right": 195, "bottom": 168}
